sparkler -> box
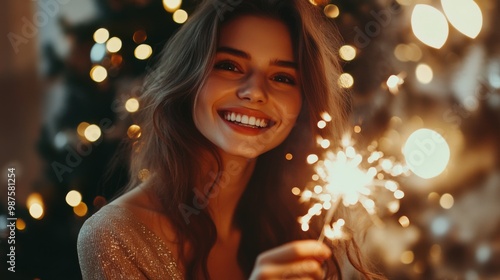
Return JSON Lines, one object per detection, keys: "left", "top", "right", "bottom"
{"left": 296, "top": 123, "right": 408, "bottom": 243}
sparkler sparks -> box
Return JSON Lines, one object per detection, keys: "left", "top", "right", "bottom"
{"left": 296, "top": 133, "right": 408, "bottom": 243}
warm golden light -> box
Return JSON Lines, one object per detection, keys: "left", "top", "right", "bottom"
{"left": 16, "top": 218, "right": 26, "bottom": 231}
{"left": 77, "top": 122, "right": 90, "bottom": 137}
{"left": 338, "top": 73, "right": 354, "bottom": 88}
{"left": 321, "top": 112, "right": 332, "bottom": 122}
{"left": 138, "top": 168, "right": 150, "bottom": 181}
{"left": 84, "top": 124, "right": 102, "bottom": 142}
{"left": 440, "top": 193, "right": 454, "bottom": 209}
{"left": 27, "top": 193, "right": 43, "bottom": 208}
{"left": 173, "top": 9, "right": 188, "bottom": 24}
{"left": 324, "top": 4, "right": 340, "bottom": 18}
{"left": 125, "top": 98, "right": 140, "bottom": 113}
{"left": 387, "top": 75, "right": 400, "bottom": 88}
{"left": 339, "top": 45, "right": 356, "bottom": 61}
{"left": 29, "top": 203, "right": 44, "bottom": 219}
{"left": 353, "top": 125, "right": 361, "bottom": 134}
{"left": 441, "top": 0, "right": 482, "bottom": 39}
{"left": 320, "top": 139, "right": 331, "bottom": 149}
{"left": 90, "top": 65, "right": 108, "bottom": 83}
{"left": 127, "top": 124, "right": 142, "bottom": 139}
{"left": 415, "top": 63, "right": 433, "bottom": 84}
{"left": 73, "top": 202, "right": 88, "bottom": 217}
{"left": 163, "top": 0, "right": 182, "bottom": 12}
{"left": 307, "top": 154, "right": 319, "bottom": 164}
{"left": 134, "top": 44, "right": 153, "bottom": 60}
{"left": 399, "top": 216, "right": 410, "bottom": 228}
{"left": 317, "top": 120, "right": 327, "bottom": 129}
{"left": 403, "top": 128, "right": 450, "bottom": 179}
{"left": 401, "top": 251, "right": 415, "bottom": 264}
{"left": 66, "top": 190, "right": 82, "bottom": 207}
{"left": 106, "top": 37, "right": 122, "bottom": 53}
{"left": 291, "top": 187, "right": 301, "bottom": 196}
{"left": 285, "top": 153, "right": 293, "bottom": 160}
{"left": 93, "top": 28, "right": 109, "bottom": 44}
{"left": 411, "top": 4, "right": 449, "bottom": 49}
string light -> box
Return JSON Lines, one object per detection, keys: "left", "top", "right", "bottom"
{"left": 415, "top": 64, "right": 433, "bottom": 84}
{"left": 93, "top": 28, "right": 109, "bottom": 43}
{"left": 173, "top": 9, "right": 188, "bottom": 24}
{"left": 134, "top": 44, "right": 153, "bottom": 60}
{"left": 411, "top": 4, "right": 449, "bottom": 49}
{"left": 339, "top": 45, "right": 356, "bottom": 61}
{"left": 324, "top": 4, "right": 340, "bottom": 18}
{"left": 106, "top": 37, "right": 122, "bottom": 53}
{"left": 66, "top": 190, "right": 82, "bottom": 207}
{"left": 84, "top": 124, "right": 102, "bottom": 142}
{"left": 125, "top": 98, "right": 140, "bottom": 113}
{"left": 338, "top": 73, "right": 354, "bottom": 88}
{"left": 441, "top": 0, "right": 482, "bottom": 39}
{"left": 90, "top": 65, "right": 107, "bottom": 83}
{"left": 163, "top": 0, "right": 182, "bottom": 12}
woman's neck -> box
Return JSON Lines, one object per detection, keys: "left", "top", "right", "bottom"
{"left": 197, "top": 151, "right": 256, "bottom": 241}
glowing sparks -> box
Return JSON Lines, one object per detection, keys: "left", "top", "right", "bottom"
{"left": 296, "top": 134, "right": 407, "bottom": 242}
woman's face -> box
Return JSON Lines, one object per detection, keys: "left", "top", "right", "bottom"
{"left": 193, "top": 15, "right": 302, "bottom": 159}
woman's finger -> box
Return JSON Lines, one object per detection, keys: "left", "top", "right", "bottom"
{"left": 256, "top": 240, "right": 331, "bottom": 265}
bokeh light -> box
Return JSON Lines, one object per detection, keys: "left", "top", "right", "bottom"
{"left": 84, "top": 124, "right": 102, "bottom": 142}
{"left": 90, "top": 65, "right": 108, "bottom": 83}
{"left": 29, "top": 203, "right": 44, "bottom": 220}
{"left": 134, "top": 44, "right": 153, "bottom": 60}
{"left": 338, "top": 73, "right": 354, "bottom": 88}
{"left": 133, "top": 30, "right": 147, "bottom": 44}
{"left": 163, "top": 0, "right": 182, "bottom": 12}
{"left": 125, "top": 97, "right": 140, "bottom": 112}
{"left": 127, "top": 124, "right": 142, "bottom": 139}
{"left": 324, "top": 4, "right": 340, "bottom": 18}
{"left": 403, "top": 128, "right": 450, "bottom": 179}
{"left": 93, "top": 28, "right": 109, "bottom": 44}
{"left": 411, "top": 4, "right": 449, "bottom": 48}
{"left": 73, "top": 202, "right": 88, "bottom": 217}
{"left": 441, "top": 0, "right": 482, "bottom": 39}
{"left": 106, "top": 37, "right": 122, "bottom": 53}
{"left": 173, "top": 9, "right": 188, "bottom": 24}
{"left": 415, "top": 63, "right": 433, "bottom": 84}
{"left": 439, "top": 193, "right": 454, "bottom": 209}
{"left": 339, "top": 45, "right": 356, "bottom": 61}
{"left": 65, "top": 190, "right": 82, "bottom": 207}
{"left": 90, "top": 43, "right": 106, "bottom": 62}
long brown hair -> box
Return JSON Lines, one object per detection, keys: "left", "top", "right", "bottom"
{"left": 124, "top": 0, "right": 382, "bottom": 278}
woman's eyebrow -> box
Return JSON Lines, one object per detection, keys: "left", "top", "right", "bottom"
{"left": 216, "top": 46, "right": 250, "bottom": 59}
{"left": 216, "top": 46, "right": 297, "bottom": 69}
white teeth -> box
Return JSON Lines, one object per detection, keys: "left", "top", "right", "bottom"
{"left": 222, "top": 111, "right": 269, "bottom": 128}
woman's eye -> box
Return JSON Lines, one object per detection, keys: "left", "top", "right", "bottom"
{"left": 214, "top": 61, "right": 240, "bottom": 72}
{"left": 272, "top": 74, "right": 296, "bottom": 85}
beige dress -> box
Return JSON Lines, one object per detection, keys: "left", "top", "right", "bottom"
{"left": 77, "top": 204, "right": 184, "bottom": 279}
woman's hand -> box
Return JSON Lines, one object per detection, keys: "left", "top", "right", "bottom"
{"left": 249, "top": 240, "right": 332, "bottom": 280}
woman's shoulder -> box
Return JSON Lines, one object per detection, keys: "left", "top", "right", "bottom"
{"left": 77, "top": 187, "right": 183, "bottom": 279}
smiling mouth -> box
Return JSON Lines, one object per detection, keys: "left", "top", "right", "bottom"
{"left": 219, "top": 110, "right": 273, "bottom": 129}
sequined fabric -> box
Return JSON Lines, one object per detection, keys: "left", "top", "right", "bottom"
{"left": 77, "top": 204, "right": 183, "bottom": 280}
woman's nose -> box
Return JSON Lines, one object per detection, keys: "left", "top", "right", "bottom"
{"left": 237, "top": 75, "right": 268, "bottom": 103}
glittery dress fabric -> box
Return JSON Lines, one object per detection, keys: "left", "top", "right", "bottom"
{"left": 77, "top": 204, "right": 183, "bottom": 280}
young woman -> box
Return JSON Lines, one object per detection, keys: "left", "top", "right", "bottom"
{"left": 78, "top": 0, "right": 383, "bottom": 279}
